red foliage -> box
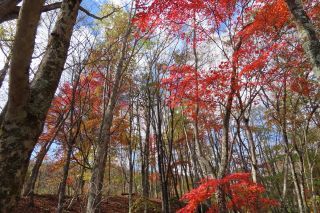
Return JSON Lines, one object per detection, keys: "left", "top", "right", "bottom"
{"left": 239, "top": 0, "right": 290, "bottom": 39}
{"left": 178, "top": 173, "right": 279, "bottom": 213}
{"left": 134, "top": 0, "right": 239, "bottom": 39}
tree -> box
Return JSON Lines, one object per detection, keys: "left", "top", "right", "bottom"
{"left": 86, "top": 5, "right": 141, "bottom": 212}
{"left": 177, "top": 173, "right": 279, "bottom": 213}
{"left": 0, "top": 0, "right": 81, "bottom": 211}
{"left": 284, "top": 0, "right": 320, "bottom": 78}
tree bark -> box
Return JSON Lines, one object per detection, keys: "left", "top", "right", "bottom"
{"left": 0, "top": 58, "right": 9, "bottom": 89}
{"left": 0, "top": 0, "right": 44, "bottom": 211}
{"left": 86, "top": 27, "right": 130, "bottom": 213}
{"left": 281, "top": 154, "right": 289, "bottom": 211}
{"left": 22, "top": 140, "right": 53, "bottom": 197}
{"left": 86, "top": 104, "right": 115, "bottom": 213}
{"left": 0, "top": 0, "right": 22, "bottom": 24}
{"left": 215, "top": 53, "right": 238, "bottom": 213}
{"left": 243, "top": 117, "right": 258, "bottom": 183}
{"left": 142, "top": 88, "right": 151, "bottom": 199}
{"left": 284, "top": 0, "right": 320, "bottom": 78}
{"left": 57, "top": 144, "right": 73, "bottom": 213}
{"left": 128, "top": 95, "right": 134, "bottom": 213}
{"left": 0, "top": 0, "right": 81, "bottom": 211}
{"left": 154, "top": 88, "right": 170, "bottom": 213}
{"left": 23, "top": 113, "right": 66, "bottom": 198}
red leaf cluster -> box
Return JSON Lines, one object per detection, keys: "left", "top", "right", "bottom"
{"left": 178, "top": 173, "right": 279, "bottom": 213}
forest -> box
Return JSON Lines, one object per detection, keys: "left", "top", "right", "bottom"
{"left": 0, "top": 0, "right": 320, "bottom": 212}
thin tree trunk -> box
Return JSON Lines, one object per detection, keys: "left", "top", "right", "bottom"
{"left": 307, "top": 156, "right": 317, "bottom": 213}
{"left": 86, "top": 27, "right": 131, "bottom": 212}
{"left": 67, "top": 166, "right": 85, "bottom": 210}
{"left": 23, "top": 110, "right": 67, "bottom": 200}
{"left": 150, "top": 83, "right": 170, "bottom": 213}
{"left": 288, "top": 154, "right": 304, "bottom": 213}
{"left": 281, "top": 74, "right": 305, "bottom": 213}
{"left": 0, "top": 58, "right": 9, "bottom": 90}
{"left": 22, "top": 140, "right": 53, "bottom": 197}
{"left": 143, "top": 92, "right": 151, "bottom": 199}
{"left": 86, "top": 130, "right": 109, "bottom": 213}
{"left": 282, "top": 154, "right": 289, "bottom": 211}
{"left": 142, "top": 127, "right": 150, "bottom": 198}
{"left": 216, "top": 58, "right": 238, "bottom": 213}
{"left": 57, "top": 144, "right": 73, "bottom": 213}
{"left": 183, "top": 119, "right": 202, "bottom": 186}
{"left": 57, "top": 68, "right": 82, "bottom": 213}
{"left": 128, "top": 96, "right": 134, "bottom": 213}
{"left": 243, "top": 117, "right": 258, "bottom": 183}
{"left": 128, "top": 143, "right": 134, "bottom": 213}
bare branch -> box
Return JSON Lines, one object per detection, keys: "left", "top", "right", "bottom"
{"left": 1, "top": 2, "right": 118, "bottom": 23}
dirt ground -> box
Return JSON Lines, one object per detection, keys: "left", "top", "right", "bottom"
{"left": 13, "top": 194, "right": 161, "bottom": 213}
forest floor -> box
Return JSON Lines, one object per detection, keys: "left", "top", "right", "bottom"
{"left": 14, "top": 194, "right": 181, "bottom": 213}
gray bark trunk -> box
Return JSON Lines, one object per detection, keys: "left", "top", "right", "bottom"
{"left": 57, "top": 145, "right": 73, "bottom": 213}
{"left": 86, "top": 28, "right": 130, "bottom": 213}
{"left": 281, "top": 154, "right": 288, "bottom": 210}
{"left": 0, "top": 0, "right": 80, "bottom": 211}
{"left": 141, "top": 89, "right": 151, "bottom": 200}
{"left": 183, "top": 116, "right": 202, "bottom": 185}
{"left": 128, "top": 97, "right": 134, "bottom": 213}
{"left": 289, "top": 155, "right": 304, "bottom": 213}
{"left": 86, "top": 110, "right": 113, "bottom": 213}
{"left": 0, "top": 0, "right": 44, "bottom": 211}
{"left": 243, "top": 117, "right": 258, "bottom": 183}
{"left": 215, "top": 53, "right": 239, "bottom": 213}
{"left": 284, "top": 0, "right": 320, "bottom": 77}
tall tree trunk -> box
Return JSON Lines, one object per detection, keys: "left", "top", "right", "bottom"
{"left": 23, "top": 112, "right": 66, "bottom": 200}
{"left": 128, "top": 144, "right": 134, "bottom": 213}
{"left": 215, "top": 105, "right": 231, "bottom": 213}
{"left": 128, "top": 96, "right": 134, "bottom": 213}
{"left": 86, "top": 91, "right": 117, "bottom": 213}
{"left": 67, "top": 166, "right": 85, "bottom": 210}
{"left": 22, "top": 140, "right": 54, "bottom": 197}
{"left": 192, "top": 18, "right": 212, "bottom": 178}
{"left": 86, "top": 28, "right": 130, "bottom": 212}
{"left": 86, "top": 128, "right": 109, "bottom": 213}
{"left": 281, "top": 74, "right": 305, "bottom": 213}
{"left": 215, "top": 51, "right": 239, "bottom": 213}
{"left": 296, "top": 149, "right": 308, "bottom": 212}
{"left": 0, "top": 0, "right": 22, "bottom": 24}
{"left": 153, "top": 91, "right": 170, "bottom": 213}
{"left": 288, "top": 154, "right": 304, "bottom": 213}
{"left": 0, "top": 0, "right": 44, "bottom": 211}
{"left": 183, "top": 118, "right": 202, "bottom": 186}
{"left": 281, "top": 154, "right": 289, "bottom": 211}
{"left": 57, "top": 58, "right": 82, "bottom": 213}
{"left": 0, "top": 58, "right": 9, "bottom": 90}
{"left": 307, "top": 151, "right": 317, "bottom": 213}
{"left": 0, "top": 0, "right": 80, "bottom": 210}
{"left": 57, "top": 144, "right": 73, "bottom": 213}
{"left": 284, "top": 0, "right": 320, "bottom": 77}
{"left": 243, "top": 117, "right": 258, "bottom": 183}
{"left": 142, "top": 89, "right": 151, "bottom": 199}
